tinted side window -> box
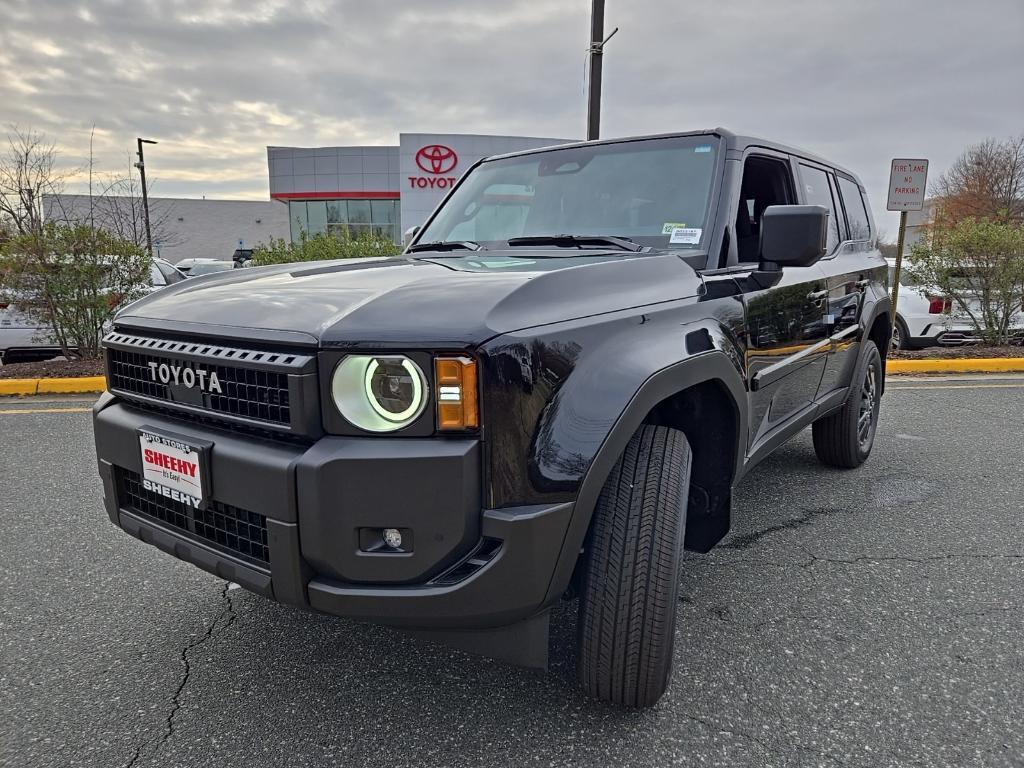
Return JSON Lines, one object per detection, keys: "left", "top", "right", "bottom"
{"left": 799, "top": 164, "right": 840, "bottom": 253}
{"left": 158, "top": 261, "right": 185, "bottom": 284}
{"left": 838, "top": 177, "right": 871, "bottom": 240}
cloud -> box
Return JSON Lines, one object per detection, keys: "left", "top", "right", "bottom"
{"left": 1, "top": 0, "right": 1022, "bottom": 230}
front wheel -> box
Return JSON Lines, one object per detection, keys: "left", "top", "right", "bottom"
{"left": 812, "top": 341, "right": 883, "bottom": 468}
{"left": 576, "top": 424, "right": 692, "bottom": 707}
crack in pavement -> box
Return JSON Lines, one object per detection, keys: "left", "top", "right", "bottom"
{"left": 797, "top": 552, "right": 1024, "bottom": 569}
{"left": 122, "top": 581, "right": 237, "bottom": 768}
{"left": 718, "top": 507, "right": 846, "bottom": 551}
{"left": 679, "top": 709, "right": 846, "bottom": 766}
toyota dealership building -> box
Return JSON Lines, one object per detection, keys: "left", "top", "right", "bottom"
{"left": 267, "top": 132, "right": 572, "bottom": 244}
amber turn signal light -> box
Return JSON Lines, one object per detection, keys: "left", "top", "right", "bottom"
{"left": 434, "top": 356, "right": 479, "bottom": 430}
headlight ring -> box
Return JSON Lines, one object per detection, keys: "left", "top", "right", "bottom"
{"left": 332, "top": 355, "right": 428, "bottom": 432}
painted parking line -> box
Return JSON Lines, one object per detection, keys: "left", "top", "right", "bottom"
{"left": 0, "top": 407, "right": 93, "bottom": 415}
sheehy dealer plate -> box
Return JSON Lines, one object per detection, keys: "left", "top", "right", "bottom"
{"left": 137, "top": 429, "right": 209, "bottom": 508}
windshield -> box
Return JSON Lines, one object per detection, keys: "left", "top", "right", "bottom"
{"left": 416, "top": 136, "right": 720, "bottom": 250}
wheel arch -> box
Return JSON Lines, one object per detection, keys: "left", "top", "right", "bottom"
{"left": 543, "top": 348, "right": 747, "bottom": 604}
{"left": 863, "top": 298, "right": 892, "bottom": 393}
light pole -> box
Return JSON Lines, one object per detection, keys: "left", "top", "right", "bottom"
{"left": 135, "top": 138, "right": 158, "bottom": 257}
{"left": 586, "top": 0, "right": 617, "bottom": 141}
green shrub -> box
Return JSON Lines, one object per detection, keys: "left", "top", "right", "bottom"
{"left": 908, "top": 218, "right": 1024, "bottom": 345}
{"left": 0, "top": 222, "right": 150, "bottom": 358}
{"left": 250, "top": 229, "right": 399, "bottom": 266}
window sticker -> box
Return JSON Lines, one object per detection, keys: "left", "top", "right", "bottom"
{"left": 661, "top": 222, "right": 688, "bottom": 234}
{"left": 669, "top": 227, "right": 702, "bottom": 244}
{"left": 695, "top": 145, "right": 713, "bottom": 153}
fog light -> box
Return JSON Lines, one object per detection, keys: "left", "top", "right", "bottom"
{"left": 382, "top": 528, "right": 403, "bottom": 549}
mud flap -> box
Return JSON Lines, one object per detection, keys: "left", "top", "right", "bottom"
{"left": 405, "top": 609, "right": 551, "bottom": 670}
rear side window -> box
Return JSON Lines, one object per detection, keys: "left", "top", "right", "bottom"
{"left": 838, "top": 177, "right": 872, "bottom": 240}
{"left": 157, "top": 261, "right": 185, "bottom": 284}
{"left": 799, "top": 164, "right": 840, "bottom": 253}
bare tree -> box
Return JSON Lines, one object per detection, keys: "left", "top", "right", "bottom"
{"left": 42, "top": 151, "right": 179, "bottom": 252}
{"left": 91, "top": 155, "right": 179, "bottom": 251}
{"left": 0, "top": 127, "right": 71, "bottom": 235}
{"left": 932, "top": 135, "right": 1024, "bottom": 224}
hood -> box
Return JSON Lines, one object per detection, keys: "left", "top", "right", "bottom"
{"left": 115, "top": 251, "right": 705, "bottom": 348}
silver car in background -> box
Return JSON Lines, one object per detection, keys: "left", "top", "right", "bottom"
{"left": 0, "top": 258, "right": 185, "bottom": 364}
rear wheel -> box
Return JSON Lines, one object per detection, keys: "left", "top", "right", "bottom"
{"left": 576, "top": 424, "right": 691, "bottom": 707}
{"left": 891, "top": 317, "right": 909, "bottom": 350}
{"left": 812, "top": 341, "right": 882, "bottom": 468}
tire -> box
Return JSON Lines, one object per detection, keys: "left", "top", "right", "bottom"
{"left": 892, "top": 317, "right": 910, "bottom": 351}
{"left": 577, "top": 424, "right": 692, "bottom": 707}
{"left": 812, "top": 341, "right": 883, "bottom": 468}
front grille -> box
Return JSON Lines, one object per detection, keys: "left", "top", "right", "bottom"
{"left": 104, "top": 332, "right": 317, "bottom": 432}
{"left": 119, "top": 469, "right": 270, "bottom": 566}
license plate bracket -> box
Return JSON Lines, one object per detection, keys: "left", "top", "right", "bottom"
{"left": 137, "top": 426, "right": 212, "bottom": 509}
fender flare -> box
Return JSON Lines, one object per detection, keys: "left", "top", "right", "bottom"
{"left": 861, "top": 293, "right": 893, "bottom": 345}
{"left": 541, "top": 349, "right": 748, "bottom": 605}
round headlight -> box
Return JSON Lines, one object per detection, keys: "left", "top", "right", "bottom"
{"left": 331, "top": 355, "right": 428, "bottom": 432}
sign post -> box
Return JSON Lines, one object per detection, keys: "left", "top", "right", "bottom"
{"left": 886, "top": 158, "right": 929, "bottom": 330}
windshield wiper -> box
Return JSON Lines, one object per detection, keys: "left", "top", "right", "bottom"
{"left": 406, "top": 240, "right": 482, "bottom": 253}
{"left": 505, "top": 234, "right": 644, "bottom": 252}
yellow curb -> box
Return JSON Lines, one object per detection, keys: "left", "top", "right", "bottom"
{"left": 0, "top": 379, "right": 39, "bottom": 396}
{"left": 0, "top": 376, "right": 106, "bottom": 396}
{"left": 37, "top": 376, "right": 107, "bottom": 394}
{"left": 888, "top": 358, "right": 1024, "bottom": 374}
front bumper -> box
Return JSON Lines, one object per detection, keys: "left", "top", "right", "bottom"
{"left": 94, "top": 395, "right": 572, "bottom": 629}
{"left": 902, "top": 314, "right": 1024, "bottom": 347}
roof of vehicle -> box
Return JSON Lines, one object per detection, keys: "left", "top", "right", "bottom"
{"left": 482, "top": 127, "right": 865, "bottom": 189}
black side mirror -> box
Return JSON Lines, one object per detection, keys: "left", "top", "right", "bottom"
{"left": 759, "top": 205, "right": 828, "bottom": 269}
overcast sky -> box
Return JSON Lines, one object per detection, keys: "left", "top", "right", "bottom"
{"left": 2, "top": 0, "right": 1022, "bottom": 237}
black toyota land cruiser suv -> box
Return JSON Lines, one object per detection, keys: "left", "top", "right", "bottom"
{"left": 93, "top": 129, "right": 890, "bottom": 707}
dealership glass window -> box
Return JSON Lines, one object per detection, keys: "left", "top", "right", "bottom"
{"left": 326, "top": 200, "right": 348, "bottom": 224}
{"left": 347, "top": 199, "right": 371, "bottom": 224}
{"left": 371, "top": 200, "right": 396, "bottom": 224}
{"left": 307, "top": 200, "right": 328, "bottom": 234}
{"left": 290, "top": 198, "right": 400, "bottom": 243}
{"left": 288, "top": 201, "right": 308, "bottom": 242}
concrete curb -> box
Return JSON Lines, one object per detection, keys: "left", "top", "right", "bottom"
{"left": 1, "top": 358, "right": 1023, "bottom": 397}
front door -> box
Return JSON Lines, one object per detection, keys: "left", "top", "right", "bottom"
{"left": 732, "top": 153, "right": 830, "bottom": 452}
{"left": 743, "top": 265, "right": 830, "bottom": 450}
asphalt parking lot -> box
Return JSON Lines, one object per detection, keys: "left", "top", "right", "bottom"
{"left": 2, "top": 376, "right": 1022, "bottom": 768}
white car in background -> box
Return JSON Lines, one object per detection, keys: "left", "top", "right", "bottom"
{"left": 888, "top": 258, "right": 1024, "bottom": 348}
{"left": 0, "top": 257, "right": 185, "bottom": 364}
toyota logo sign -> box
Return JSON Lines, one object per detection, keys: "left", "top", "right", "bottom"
{"left": 415, "top": 144, "right": 458, "bottom": 175}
